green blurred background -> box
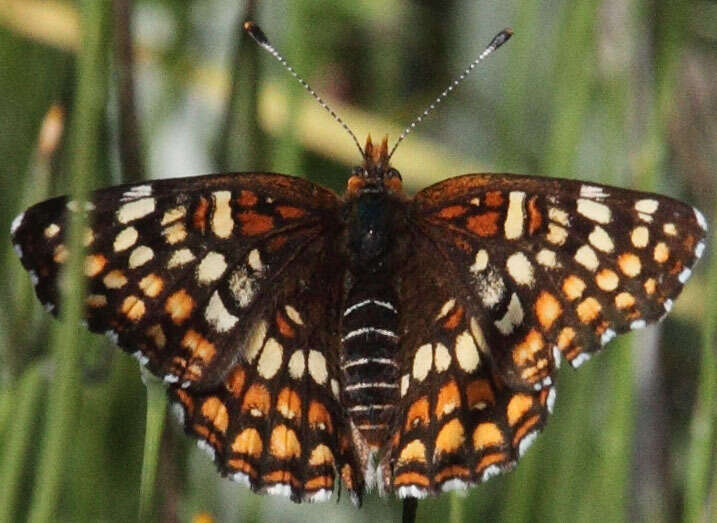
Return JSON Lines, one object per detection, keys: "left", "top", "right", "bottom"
{"left": 1, "top": 1, "right": 715, "bottom": 521}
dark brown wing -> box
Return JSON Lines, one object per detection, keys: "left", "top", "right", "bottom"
{"left": 382, "top": 172, "right": 705, "bottom": 497}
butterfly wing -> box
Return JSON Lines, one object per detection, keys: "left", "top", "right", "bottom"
{"left": 382, "top": 227, "right": 554, "bottom": 497}
{"left": 382, "top": 172, "right": 706, "bottom": 496}
{"left": 410, "top": 173, "right": 706, "bottom": 389}
{"left": 11, "top": 173, "right": 341, "bottom": 388}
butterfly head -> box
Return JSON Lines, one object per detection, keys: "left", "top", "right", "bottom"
{"left": 346, "top": 135, "right": 403, "bottom": 196}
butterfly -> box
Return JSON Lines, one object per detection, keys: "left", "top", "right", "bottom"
{"left": 9, "top": 23, "right": 708, "bottom": 506}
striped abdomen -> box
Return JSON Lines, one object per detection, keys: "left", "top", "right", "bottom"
{"left": 340, "top": 279, "right": 400, "bottom": 448}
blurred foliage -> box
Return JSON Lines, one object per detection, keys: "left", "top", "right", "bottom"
{"left": 0, "top": 0, "right": 715, "bottom": 521}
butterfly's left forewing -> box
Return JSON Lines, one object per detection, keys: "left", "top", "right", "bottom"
{"left": 11, "top": 173, "right": 341, "bottom": 388}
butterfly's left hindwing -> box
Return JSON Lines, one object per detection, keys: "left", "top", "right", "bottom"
{"left": 10, "top": 173, "right": 341, "bottom": 388}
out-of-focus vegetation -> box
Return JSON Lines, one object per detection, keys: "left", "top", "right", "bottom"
{"left": 0, "top": 1, "right": 715, "bottom": 521}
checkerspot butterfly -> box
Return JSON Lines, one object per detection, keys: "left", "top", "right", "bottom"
{"left": 9, "top": 23, "right": 708, "bottom": 506}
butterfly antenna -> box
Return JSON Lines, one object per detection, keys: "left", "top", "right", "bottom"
{"left": 244, "top": 21, "right": 365, "bottom": 158}
{"left": 387, "top": 28, "right": 513, "bottom": 161}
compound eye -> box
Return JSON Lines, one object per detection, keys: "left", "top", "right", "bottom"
{"left": 352, "top": 166, "right": 367, "bottom": 177}
{"left": 386, "top": 168, "right": 402, "bottom": 180}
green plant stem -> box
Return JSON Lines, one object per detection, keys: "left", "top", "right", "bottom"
{"left": 0, "top": 365, "right": 45, "bottom": 523}
{"left": 138, "top": 372, "right": 167, "bottom": 522}
{"left": 683, "top": 210, "right": 717, "bottom": 523}
{"left": 26, "top": 2, "right": 110, "bottom": 522}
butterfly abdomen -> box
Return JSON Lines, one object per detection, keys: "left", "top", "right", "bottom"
{"left": 340, "top": 278, "right": 400, "bottom": 447}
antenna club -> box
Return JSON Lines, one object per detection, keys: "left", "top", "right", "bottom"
{"left": 490, "top": 28, "right": 514, "bottom": 49}
{"left": 244, "top": 21, "right": 269, "bottom": 46}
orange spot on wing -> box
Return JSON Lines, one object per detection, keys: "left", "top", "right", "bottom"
{"left": 227, "top": 458, "right": 257, "bottom": 478}
{"left": 562, "top": 275, "right": 586, "bottom": 301}
{"left": 535, "top": 291, "right": 562, "bottom": 330}
{"left": 276, "top": 205, "right": 306, "bottom": 219}
{"left": 275, "top": 311, "right": 295, "bottom": 338}
{"left": 643, "top": 278, "right": 656, "bottom": 295}
{"left": 83, "top": 254, "right": 107, "bottom": 277}
{"left": 473, "top": 423, "right": 504, "bottom": 450}
{"left": 557, "top": 327, "right": 576, "bottom": 349}
{"left": 576, "top": 297, "right": 602, "bottom": 323}
{"left": 165, "top": 289, "right": 195, "bottom": 324}
{"left": 121, "top": 295, "right": 146, "bottom": 321}
{"left": 513, "top": 329, "right": 545, "bottom": 366}
{"left": 397, "top": 439, "right": 427, "bottom": 465}
{"left": 507, "top": 394, "right": 534, "bottom": 426}
{"left": 276, "top": 387, "right": 302, "bottom": 422}
{"left": 434, "top": 418, "right": 466, "bottom": 455}
{"left": 308, "top": 401, "right": 333, "bottom": 434}
{"left": 484, "top": 191, "right": 504, "bottom": 207}
{"left": 435, "top": 381, "right": 461, "bottom": 419}
{"left": 341, "top": 464, "right": 355, "bottom": 490}
{"left": 595, "top": 269, "right": 619, "bottom": 291}
{"left": 405, "top": 397, "right": 430, "bottom": 430}
{"left": 146, "top": 324, "right": 166, "bottom": 349}
{"left": 443, "top": 305, "right": 464, "bottom": 330}
{"left": 308, "top": 444, "right": 334, "bottom": 466}
{"left": 139, "top": 273, "right": 164, "bottom": 297}
{"left": 269, "top": 425, "right": 301, "bottom": 459}
{"left": 466, "top": 212, "right": 500, "bottom": 237}
{"left": 512, "top": 415, "right": 541, "bottom": 446}
{"left": 175, "top": 388, "right": 194, "bottom": 415}
{"left": 238, "top": 211, "right": 274, "bottom": 235}
{"left": 527, "top": 196, "right": 542, "bottom": 234}
{"left": 434, "top": 465, "right": 470, "bottom": 483}
{"left": 241, "top": 384, "right": 271, "bottom": 417}
{"left": 393, "top": 472, "right": 430, "bottom": 487}
{"left": 201, "top": 397, "right": 229, "bottom": 433}
{"left": 193, "top": 196, "right": 209, "bottom": 233}
{"left": 476, "top": 453, "right": 508, "bottom": 473}
{"left": 618, "top": 252, "right": 642, "bottom": 277}
{"left": 305, "top": 475, "right": 333, "bottom": 490}
{"left": 466, "top": 379, "right": 495, "bottom": 410}
{"left": 232, "top": 428, "right": 263, "bottom": 457}
{"left": 263, "top": 470, "right": 300, "bottom": 487}
{"left": 225, "top": 366, "right": 246, "bottom": 396}
{"left": 238, "top": 190, "right": 258, "bottom": 207}
{"left": 653, "top": 242, "right": 670, "bottom": 263}
{"left": 181, "top": 330, "right": 216, "bottom": 364}
{"left": 436, "top": 205, "right": 468, "bottom": 219}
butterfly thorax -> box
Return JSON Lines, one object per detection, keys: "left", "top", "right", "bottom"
{"left": 340, "top": 136, "right": 405, "bottom": 449}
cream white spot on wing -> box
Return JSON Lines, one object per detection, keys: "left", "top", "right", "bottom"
{"left": 506, "top": 252, "right": 534, "bottom": 286}
{"left": 247, "top": 248, "right": 264, "bottom": 272}
{"left": 400, "top": 374, "right": 409, "bottom": 397}
{"left": 678, "top": 267, "right": 692, "bottom": 283}
{"left": 331, "top": 379, "right": 339, "bottom": 398}
{"left": 588, "top": 225, "right": 614, "bottom": 252}
{"left": 436, "top": 299, "right": 456, "bottom": 320}
{"left": 205, "top": 290, "right": 238, "bottom": 332}
{"left": 580, "top": 185, "right": 609, "bottom": 199}
{"left": 412, "top": 344, "right": 433, "bottom": 382}
{"left": 455, "top": 330, "right": 480, "bottom": 372}
{"left": 474, "top": 268, "right": 506, "bottom": 308}
{"left": 694, "top": 207, "right": 707, "bottom": 230}
{"left": 695, "top": 241, "right": 705, "bottom": 259}
{"left": 44, "top": 223, "right": 60, "bottom": 238}
{"left": 546, "top": 223, "right": 568, "bottom": 245}
{"left": 285, "top": 305, "right": 303, "bottom": 325}
{"left": 196, "top": 251, "right": 227, "bottom": 284}
{"left": 121, "top": 184, "right": 152, "bottom": 200}
{"left": 434, "top": 343, "right": 451, "bottom": 372}
{"left": 257, "top": 338, "right": 283, "bottom": 379}
{"left": 470, "top": 249, "right": 489, "bottom": 273}
{"left": 229, "top": 266, "right": 257, "bottom": 308}
{"left": 574, "top": 245, "right": 599, "bottom": 271}
{"left": 10, "top": 212, "right": 24, "bottom": 235}
{"left": 167, "top": 248, "right": 195, "bottom": 268}
{"left": 631, "top": 226, "right": 649, "bottom": 248}
{"left": 469, "top": 317, "right": 488, "bottom": 353}
{"left": 494, "top": 293, "right": 524, "bottom": 335}
{"left": 548, "top": 207, "right": 569, "bottom": 226}
{"left": 577, "top": 198, "right": 611, "bottom": 224}
{"left": 117, "top": 197, "right": 155, "bottom": 224}
{"left": 113, "top": 226, "right": 138, "bottom": 252}
{"left": 504, "top": 191, "right": 526, "bottom": 240}
{"left": 635, "top": 199, "right": 659, "bottom": 214}
{"left": 162, "top": 222, "right": 187, "bottom": 245}
{"left": 244, "top": 320, "right": 268, "bottom": 363}
{"left": 161, "top": 206, "right": 186, "bottom": 225}
{"left": 287, "top": 350, "right": 305, "bottom": 379}
{"left": 128, "top": 245, "right": 154, "bottom": 269}
{"left": 211, "top": 191, "right": 233, "bottom": 238}
{"left": 308, "top": 350, "right": 328, "bottom": 385}
{"left": 662, "top": 223, "right": 677, "bottom": 236}
{"left": 536, "top": 249, "right": 559, "bottom": 269}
